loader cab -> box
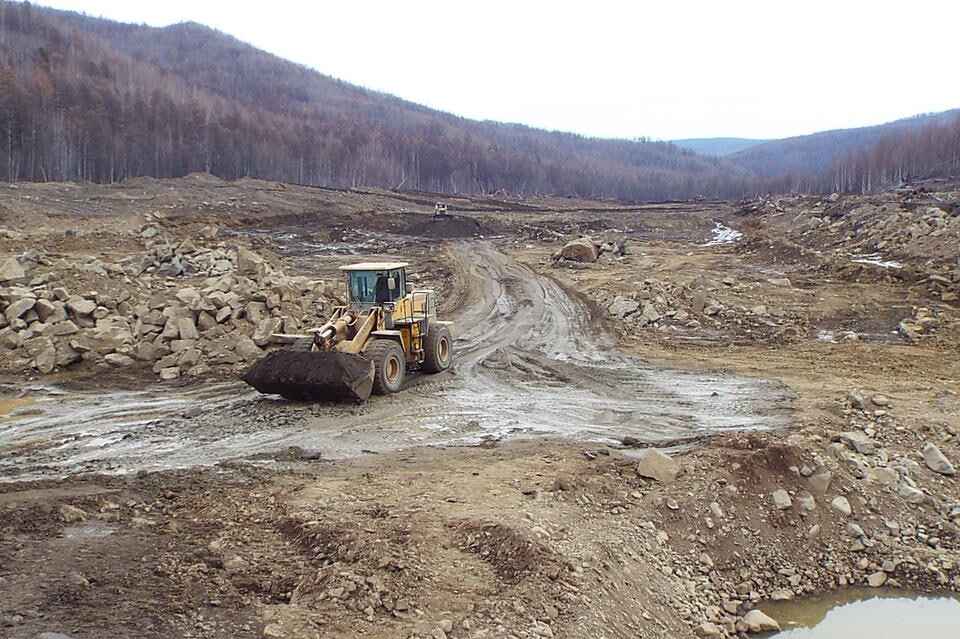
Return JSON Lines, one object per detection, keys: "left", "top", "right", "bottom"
{"left": 340, "top": 262, "right": 409, "bottom": 310}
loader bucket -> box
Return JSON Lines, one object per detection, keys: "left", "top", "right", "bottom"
{"left": 242, "top": 350, "right": 375, "bottom": 402}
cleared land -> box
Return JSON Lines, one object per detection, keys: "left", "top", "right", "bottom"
{"left": 0, "top": 177, "right": 958, "bottom": 638}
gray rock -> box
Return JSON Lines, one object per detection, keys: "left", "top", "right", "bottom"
{"left": 807, "top": 469, "right": 832, "bottom": 495}
{"left": 743, "top": 609, "right": 780, "bottom": 632}
{"left": 847, "top": 390, "right": 866, "bottom": 410}
{"left": 159, "top": 367, "right": 181, "bottom": 380}
{"left": 234, "top": 335, "right": 263, "bottom": 362}
{"left": 833, "top": 431, "right": 875, "bottom": 455}
{"left": 4, "top": 297, "right": 35, "bottom": 322}
{"left": 922, "top": 442, "right": 955, "bottom": 476}
{"left": 237, "top": 247, "right": 267, "bottom": 275}
{"left": 177, "top": 317, "right": 200, "bottom": 341}
{"left": 772, "top": 489, "right": 792, "bottom": 510}
{"left": 898, "top": 481, "right": 926, "bottom": 504}
{"left": 692, "top": 289, "right": 707, "bottom": 314}
{"left": 66, "top": 297, "right": 96, "bottom": 316}
{"left": 867, "top": 571, "right": 887, "bottom": 588}
{"left": 34, "top": 346, "right": 57, "bottom": 374}
{"left": 694, "top": 622, "right": 722, "bottom": 637}
{"left": 51, "top": 320, "right": 80, "bottom": 336}
{"left": 830, "top": 496, "right": 852, "bottom": 516}
{"left": 104, "top": 353, "right": 136, "bottom": 367}
{"left": 865, "top": 467, "right": 899, "bottom": 488}
{"left": 196, "top": 311, "right": 218, "bottom": 332}
{"left": 252, "top": 317, "right": 282, "bottom": 347}
{"left": 796, "top": 492, "right": 816, "bottom": 513}
{"left": 870, "top": 394, "right": 890, "bottom": 407}
{"left": 161, "top": 317, "right": 180, "bottom": 339}
{"left": 635, "top": 449, "right": 681, "bottom": 483}
{"left": 0, "top": 257, "right": 26, "bottom": 281}
{"left": 609, "top": 297, "right": 640, "bottom": 318}
{"left": 0, "top": 328, "right": 20, "bottom": 349}
{"left": 175, "top": 287, "right": 202, "bottom": 309}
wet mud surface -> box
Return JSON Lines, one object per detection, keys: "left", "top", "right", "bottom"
{"left": 0, "top": 243, "right": 790, "bottom": 481}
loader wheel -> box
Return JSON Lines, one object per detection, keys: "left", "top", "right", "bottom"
{"left": 366, "top": 339, "right": 405, "bottom": 395}
{"left": 422, "top": 325, "right": 452, "bottom": 373}
{"left": 291, "top": 337, "right": 315, "bottom": 352}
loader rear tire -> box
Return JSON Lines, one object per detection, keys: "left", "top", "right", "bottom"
{"left": 366, "top": 339, "right": 405, "bottom": 395}
{"left": 422, "top": 325, "right": 452, "bottom": 373}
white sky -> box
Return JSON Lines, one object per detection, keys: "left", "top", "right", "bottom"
{"left": 27, "top": 0, "right": 960, "bottom": 140}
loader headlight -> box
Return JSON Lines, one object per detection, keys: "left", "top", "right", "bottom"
{"left": 383, "top": 302, "right": 396, "bottom": 313}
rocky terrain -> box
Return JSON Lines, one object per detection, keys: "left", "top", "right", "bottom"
{"left": 1, "top": 178, "right": 958, "bottom": 639}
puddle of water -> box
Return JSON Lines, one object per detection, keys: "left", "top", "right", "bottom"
{"left": 759, "top": 588, "right": 960, "bottom": 638}
{"left": 702, "top": 222, "right": 743, "bottom": 246}
{"left": 849, "top": 253, "right": 903, "bottom": 269}
{"left": 812, "top": 329, "right": 904, "bottom": 346}
{"left": 0, "top": 397, "right": 39, "bottom": 423}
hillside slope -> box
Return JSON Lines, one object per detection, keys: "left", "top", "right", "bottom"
{"left": 0, "top": 3, "right": 748, "bottom": 200}
{"left": 730, "top": 110, "right": 960, "bottom": 177}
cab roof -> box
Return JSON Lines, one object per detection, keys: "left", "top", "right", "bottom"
{"left": 339, "top": 262, "right": 409, "bottom": 271}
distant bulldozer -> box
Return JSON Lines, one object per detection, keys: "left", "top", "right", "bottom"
{"left": 242, "top": 262, "right": 453, "bottom": 402}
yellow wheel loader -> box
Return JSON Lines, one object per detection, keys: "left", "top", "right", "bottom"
{"left": 242, "top": 262, "right": 453, "bottom": 402}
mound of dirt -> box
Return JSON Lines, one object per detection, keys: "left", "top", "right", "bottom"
{"left": 403, "top": 214, "right": 494, "bottom": 238}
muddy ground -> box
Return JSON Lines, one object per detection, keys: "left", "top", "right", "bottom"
{"left": 1, "top": 177, "right": 959, "bottom": 639}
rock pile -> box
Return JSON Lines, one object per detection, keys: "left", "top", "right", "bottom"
{"left": 0, "top": 243, "right": 331, "bottom": 379}
{"left": 600, "top": 274, "right": 805, "bottom": 342}
{"left": 777, "top": 197, "right": 960, "bottom": 303}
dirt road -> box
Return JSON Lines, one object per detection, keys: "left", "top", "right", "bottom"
{"left": 1, "top": 242, "right": 788, "bottom": 481}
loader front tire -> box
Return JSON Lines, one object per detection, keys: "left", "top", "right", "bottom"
{"left": 422, "top": 325, "right": 452, "bottom": 373}
{"left": 291, "top": 337, "right": 315, "bottom": 352}
{"left": 366, "top": 339, "right": 405, "bottom": 395}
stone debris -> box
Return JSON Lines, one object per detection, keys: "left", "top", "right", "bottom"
{"left": 0, "top": 242, "right": 332, "bottom": 379}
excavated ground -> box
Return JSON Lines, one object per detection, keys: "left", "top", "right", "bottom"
{"left": 0, "top": 178, "right": 959, "bottom": 639}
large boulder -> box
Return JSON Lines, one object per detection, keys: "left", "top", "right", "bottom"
{"left": 635, "top": 449, "right": 682, "bottom": 483}
{"left": 559, "top": 238, "right": 599, "bottom": 263}
{"left": 742, "top": 609, "right": 780, "bottom": 633}
{"left": 0, "top": 257, "right": 26, "bottom": 282}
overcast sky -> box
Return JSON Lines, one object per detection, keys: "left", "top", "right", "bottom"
{"left": 29, "top": 0, "right": 960, "bottom": 140}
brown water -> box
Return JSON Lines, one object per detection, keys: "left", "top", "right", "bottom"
{"left": 0, "top": 396, "right": 38, "bottom": 423}
{"left": 760, "top": 588, "right": 960, "bottom": 638}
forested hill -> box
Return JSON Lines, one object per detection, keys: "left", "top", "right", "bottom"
{"left": 0, "top": 3, "right": 749, "bottom": 200}
{"left": 729, "top": 110, "right": 960, "bottom": 178}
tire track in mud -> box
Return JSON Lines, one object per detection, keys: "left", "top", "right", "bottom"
{"left": 0, "top": 243, "right": 791, "bottom": 480}
{"left": 417, "top": 242, "right": 791, "bottom": 446}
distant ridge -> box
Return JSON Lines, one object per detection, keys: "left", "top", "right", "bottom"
{"left": 672, "top": 138, "right": 767, "bottom": 157}
{"left": 728, "top": 110, "right": 960, "bottom": 177}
